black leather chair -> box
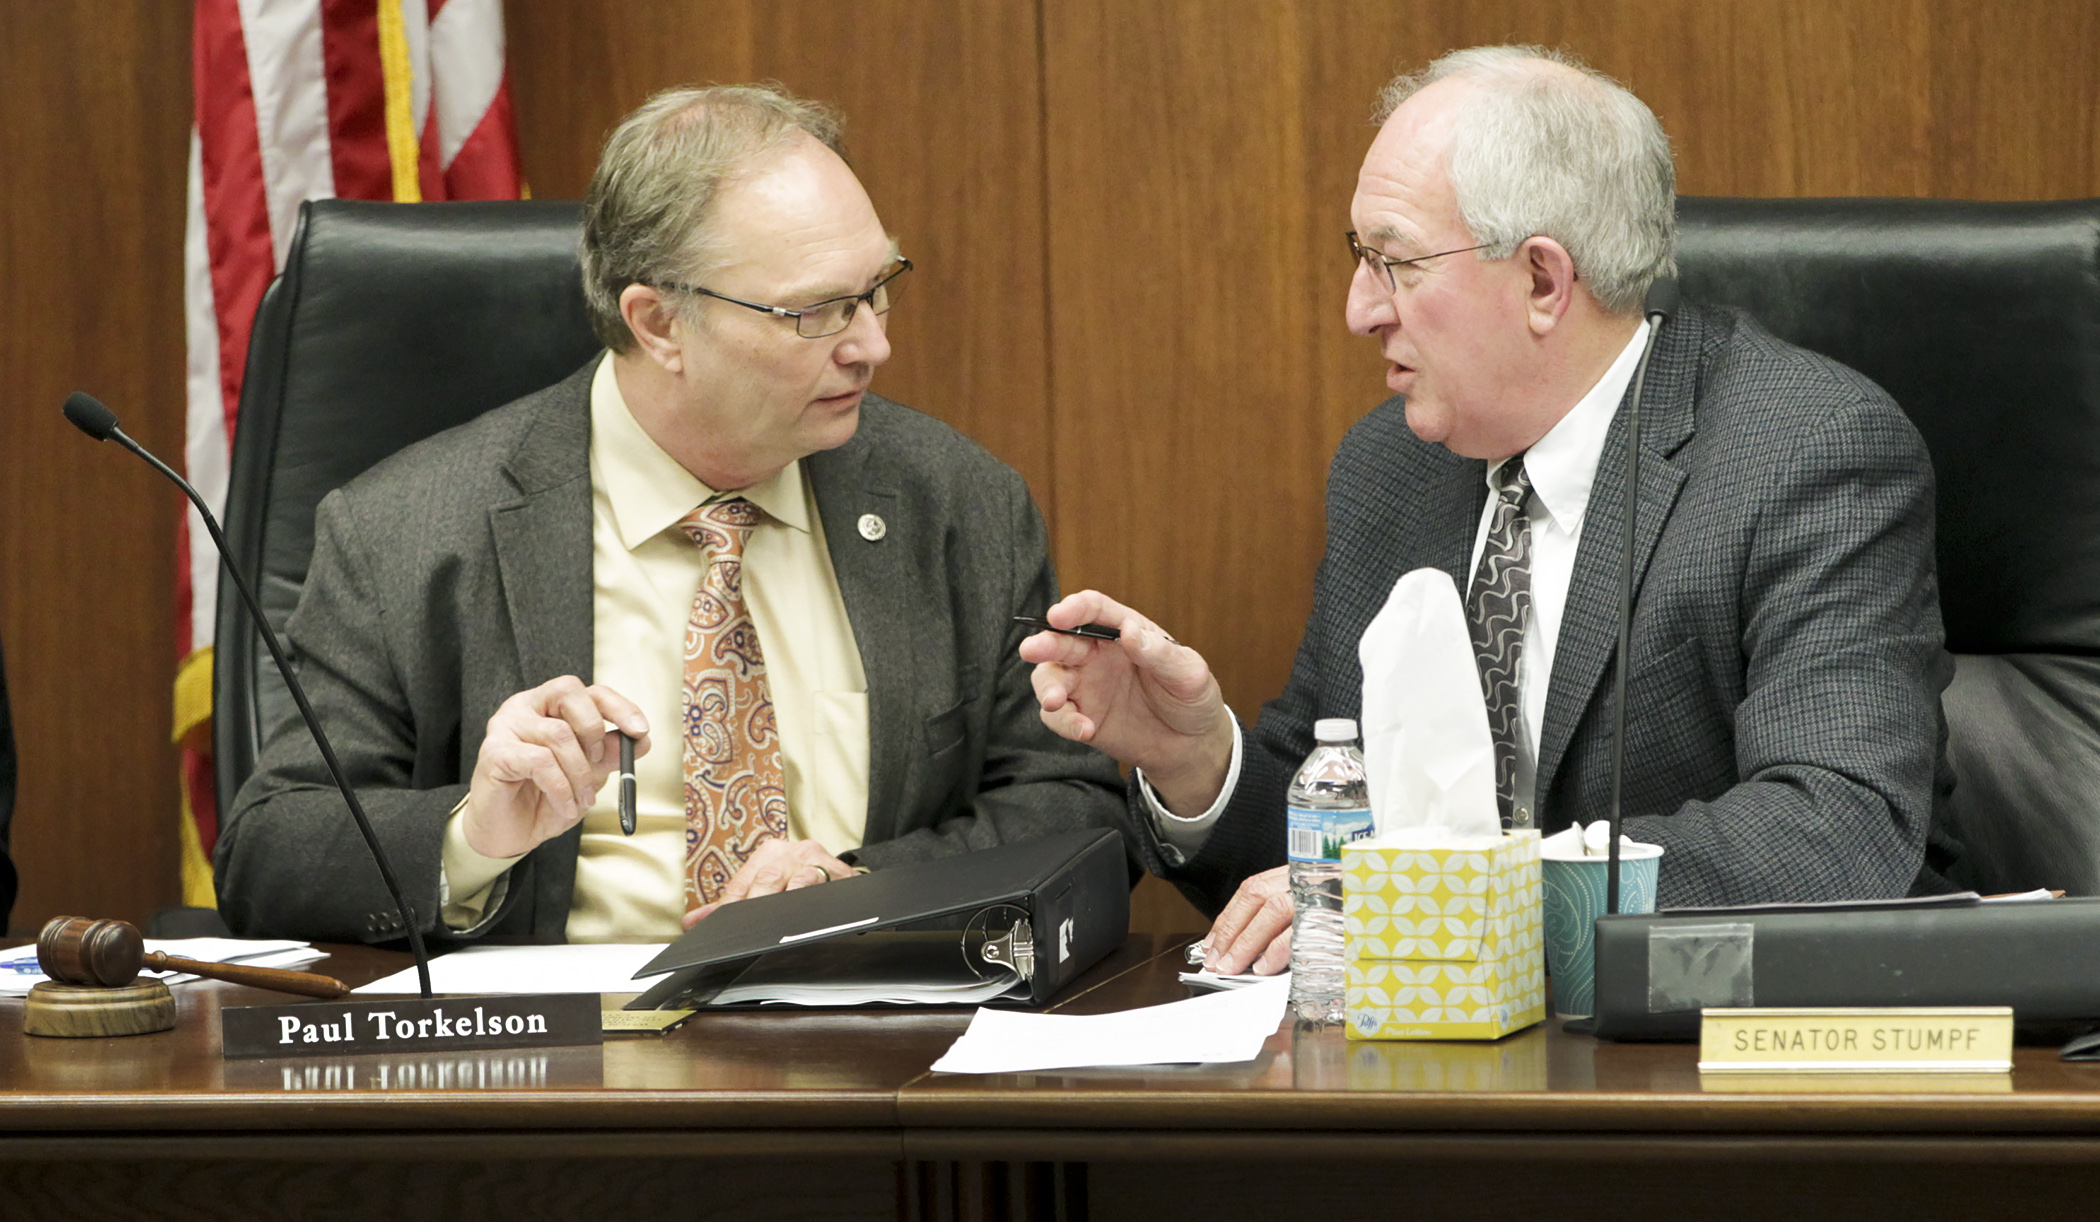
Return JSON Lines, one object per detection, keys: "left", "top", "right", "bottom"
{"left": 1675, "top": 197, "right": 2100, "bottom": 894}
{"left": 213, "top": 199, "right": 600, "bottom": 825}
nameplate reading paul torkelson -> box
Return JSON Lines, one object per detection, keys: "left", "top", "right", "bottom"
{"left": 1698, "top": 1006, "right": 2013, "bottom": 1074}
{"left": 220, "top": 994, "right": 604, "bottom": 1059}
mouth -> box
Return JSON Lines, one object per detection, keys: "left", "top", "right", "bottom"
{"left": 1386, "top": 362, "right": 1415, "bottom": 393}
{"left": 813, "top": 386, "right": 867, "bottom": 409}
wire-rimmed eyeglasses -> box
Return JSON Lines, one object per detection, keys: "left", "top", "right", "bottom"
{"left": 1345, "top": 231, "right": 1487, "bottom": 292}
{"left": 653, "top": 257, "right": 911, "bottom": 339}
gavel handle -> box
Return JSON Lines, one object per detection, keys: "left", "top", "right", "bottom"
{"left": 143, "top": 952, "right": 350, "bottom": 999}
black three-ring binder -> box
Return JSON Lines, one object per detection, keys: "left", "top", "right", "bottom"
{"left": 624, "top": 828, "right": 1131, "bottom": 1011}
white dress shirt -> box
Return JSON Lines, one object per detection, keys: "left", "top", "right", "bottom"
{"left": 1474, "top": 320, "right": 1650, "bottom": 826}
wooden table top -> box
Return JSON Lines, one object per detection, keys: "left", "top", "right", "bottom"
{"left": 8, "top": 932, "right": 2100, "bottom": 1144}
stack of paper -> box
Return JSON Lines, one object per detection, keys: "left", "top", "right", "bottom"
{"left": 0, "top": 937, "right": 321, "bottom": 996}
{"left": 355, "top": 943, "right": 669, "bottom": 996}
{"left": 931, "top": 972, "right": 1290, "bottom": 1073}
{"left": 710, "top": 941, "right": 1020, "bottom": 1006}
{"left": 1178, "top": 968, "right": 1283, "bottom": 992}
{"left": 355, "top": 937, "right": 1025, "bottom": 1007}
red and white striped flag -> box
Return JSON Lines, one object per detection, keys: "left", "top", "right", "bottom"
{"left": 180, "top": 0, "right": 525, "bottom": 904}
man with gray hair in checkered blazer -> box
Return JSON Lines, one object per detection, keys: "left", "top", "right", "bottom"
{"left": 1022, "top": 45, "right": 1956, "bottom": 974}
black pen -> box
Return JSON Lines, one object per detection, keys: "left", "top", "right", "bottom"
{"left": 1012, "top": 614, "right": 1121, "bottom": 642}
{"left": 617, "top": 731, "right": 637, "bottom": 835}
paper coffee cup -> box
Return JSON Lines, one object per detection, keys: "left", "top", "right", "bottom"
{"left": 1539, "top": 825, "right": 1663, "bottom": 1019}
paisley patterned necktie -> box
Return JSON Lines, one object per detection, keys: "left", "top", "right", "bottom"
{"left": 1467, "top": 458, "right": 1534, "bottom": 830}
{"left": 677, "top": 498, "right": 788, "bottom": 908}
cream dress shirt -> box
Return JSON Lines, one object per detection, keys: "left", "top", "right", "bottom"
{"left": 441, "top": 355, "right": 870, "bottom": 939}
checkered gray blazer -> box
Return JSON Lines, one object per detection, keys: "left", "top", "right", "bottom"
{"left": 1139, "top": 304, "right": 1953, "bottom": 912}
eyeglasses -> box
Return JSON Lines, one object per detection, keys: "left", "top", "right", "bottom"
{"left": 653, "top": 257, "right": 911, "bottom": 339}
{"left": 1345, "top": 231, "right": 1488, "bottom": 292}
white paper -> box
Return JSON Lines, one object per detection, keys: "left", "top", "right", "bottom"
{"left": 147, "top": 937, "right": 315, "bottom": 963}
{"left": 1540, "top": 822, "right": 1664, "bottom": 862}
{"left": 0, "top": 937, "right": 319, "bottom": 996}
{"left": 1177, "top": 969, "right": 1279, "bottom": 992}
{"left": 717, "top": 972, "right": 1018, "bottom": 1007}
{"left": 355, "top": 942, "right": 668, "bottom": 996}
{"left": 1356, "top": 567, "right": 1499, "bottom": 838}
{"left": 930, "top": 972, "right": 1290, "bottom": 1074}
{"left": 698, "top": 933, "right": 1024, "bottom": 1006}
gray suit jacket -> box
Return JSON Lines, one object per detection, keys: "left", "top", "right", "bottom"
{"left": 1139, "top": 305, "right": 1954, "bottom": 912}
{"left": 216, "top": 363, "right": 1130, "bottom": 942}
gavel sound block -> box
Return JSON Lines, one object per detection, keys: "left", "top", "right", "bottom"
{"left": 24, "top": 916, "right": 350, "bottom": 1039}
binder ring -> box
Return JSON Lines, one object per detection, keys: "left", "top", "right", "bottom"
{"left": 961, "top": 903, "right": 1034, "bottom": 983}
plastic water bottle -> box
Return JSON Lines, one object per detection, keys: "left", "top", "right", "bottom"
{"left": 1286, "top": 717, "right": 1373, "bottom": 1025}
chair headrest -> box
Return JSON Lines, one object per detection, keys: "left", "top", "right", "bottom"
{"left": 215, "top": 199, "right": 603, "bottom": 814}
{"left": 1676, "top": 196, "right": 2100, "bottom": 655}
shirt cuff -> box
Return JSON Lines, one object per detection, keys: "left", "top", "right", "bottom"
{"left": 440, "top": 797, "right": 520, "bottom": 933}
{"left": 1135, "top": 718, "right": 1243, "bottom": 867}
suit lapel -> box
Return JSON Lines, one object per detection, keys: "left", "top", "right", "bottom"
{"left": 1535, "top": 316, "right": 1702, "bottom": 804}
{"left": 805, "top": 411, "right": 910, "bottom": 848}
{"left": 488, "top": 367, "right": 595, "bottom": 941}
{"left": 490, "top": 368, "right": 596, "bottom": 687}
{"left": 1424, "top": 451, "right": 1488, "bottom": 592}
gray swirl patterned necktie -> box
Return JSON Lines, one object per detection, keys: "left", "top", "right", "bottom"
{"left": 1467, "top": 458, "right": 1533, "bottom": 830}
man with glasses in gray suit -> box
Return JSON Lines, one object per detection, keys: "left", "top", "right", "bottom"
{"left": 1024, "top": 46, "right": 1953, "bottom": 974}
{"left": 219, "top": 84, "right": 1127, "bottom": 944}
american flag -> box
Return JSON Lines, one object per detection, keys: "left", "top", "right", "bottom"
{"left": 179, "top": 0, "right": 524, "bottom": 904}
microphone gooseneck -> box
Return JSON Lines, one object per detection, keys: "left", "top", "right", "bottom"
{"left": 63, "top": 393, "right": 435, "bottom": 998}
{"left": 1604, "top": 289, "right": 1675, "bottom": 918}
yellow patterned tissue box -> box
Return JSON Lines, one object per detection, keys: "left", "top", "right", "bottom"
{"left": 1342, "top": 831, "right": 1544, "bottom": 1041}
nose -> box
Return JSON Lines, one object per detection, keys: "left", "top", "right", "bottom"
{"left": 1344, "top": 261, "right": 1396, "bottom": 336}
{"left": 834, "top": 301, "right": 892, "bottom": 368}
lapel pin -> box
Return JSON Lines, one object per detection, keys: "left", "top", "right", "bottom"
{"left": 857, "top": 513, "right": 887, "bottom": 542}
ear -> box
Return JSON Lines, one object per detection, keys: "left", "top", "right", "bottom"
{"left": 619, "top": 284, "right": 687, "bottom": 374}
{"left": 1520, "top": 237, "right": 1578, "bottom": 336}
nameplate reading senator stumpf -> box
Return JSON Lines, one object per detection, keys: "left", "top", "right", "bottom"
{"left": 1698, "top": 1006, "right": 2013, "bottom": 1074}
{"left": 220, "top": 994, "right": 604, "bottom": 1059}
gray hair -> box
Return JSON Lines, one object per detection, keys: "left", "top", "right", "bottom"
{"left": 1375, "top": 46, "right": 1675, "bottom": 315}
{"left": 580, "top": 83, "right": 844, "bottom": 351}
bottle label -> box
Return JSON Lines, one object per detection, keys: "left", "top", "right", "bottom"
{"left": 1286, "top": 804, "right": 1374, "bottom": 864}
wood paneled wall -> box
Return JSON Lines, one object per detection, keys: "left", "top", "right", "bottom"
{"left": 3, "top": 0, "right": 2095, "bottom": 937}
{"left": 0, "top": 3, "right": 192, "bottom": 938}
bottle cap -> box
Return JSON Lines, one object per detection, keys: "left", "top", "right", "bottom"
{"left": 1312, "top": 717, "right": 1358, "bottom": 743}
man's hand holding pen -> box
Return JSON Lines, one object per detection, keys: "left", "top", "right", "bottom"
{"left": 463, "top": 676, "right": 651, "bottom": 860}
{"left": 1021, "top": 591, "right": 1297, "bottom": 976}
{"left": 1017, "top": 590, "right": 1235, "bottom": 817}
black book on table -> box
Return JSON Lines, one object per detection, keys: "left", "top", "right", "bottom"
{"left": 626, "top": 828, "right": 1130, "bottom": 1011}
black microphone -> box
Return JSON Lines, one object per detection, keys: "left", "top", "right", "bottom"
{"left": 63, "top": 392, "right": 434, "bottom": 998}
{"left": 1603, "top": 280, "right": 1677, "bottom": 918}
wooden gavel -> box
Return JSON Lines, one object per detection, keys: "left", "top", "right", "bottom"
{"left": 38, "top": 917, "right": 350, "bottom": 999}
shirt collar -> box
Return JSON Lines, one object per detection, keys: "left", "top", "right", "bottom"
{"left": 1491, "top": 319, "right": 1651, "bottom": 534}
{"left": 589, "top": 354, "right": 813, "bottom": 551}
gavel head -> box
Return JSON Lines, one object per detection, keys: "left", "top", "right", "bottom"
{"left": 37, "top": 916, "right": 146, "bottom": 988}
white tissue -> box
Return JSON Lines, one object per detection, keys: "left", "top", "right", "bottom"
{"left": 1355, "top": 568, "right": 1500, "bottom": 839}
{"left": 1539, "top": 822, "right": 1665, "bottom": 862}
